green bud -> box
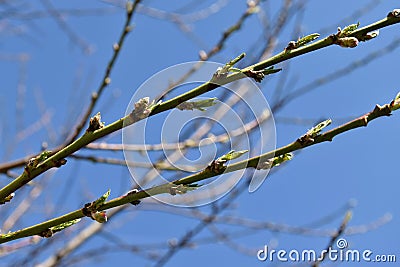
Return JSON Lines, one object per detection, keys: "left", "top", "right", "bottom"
{"left": 217, "top": 150, "right": 248, "bottom": 162}
{"left": 296, "top": 33, "right": 320, "bottom": 47}
{"left": 169, "top": 184, "right": 200, "bottom": 195}
{"left": 391, "top": 92, "right": 400, "bottom": 111}
{"left": 307, "top": 119, "right": 332, "bottom": 137}
{"left": 93, "top": 189, "right": 110, "bottom": 210}
{"left": 272, "top": 153, "right": 293, "bottom": 167}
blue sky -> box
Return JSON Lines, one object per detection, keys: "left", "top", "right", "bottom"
{"left": 1, "top": 1, "right": 400, "bottom": 266}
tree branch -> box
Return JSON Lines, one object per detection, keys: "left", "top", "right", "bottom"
{"left": 1, "top": 91, "right": 398, "bottom": 244}
{"left": 0, "top": 9, "right": 399, "bottom": 204}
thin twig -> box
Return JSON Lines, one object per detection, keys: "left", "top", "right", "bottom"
{"left": 156, "top": 1, "right": 260, "bottom": 101}
{"left": 311, "top": 211, "right": 352, "bottom": 267}
{"left": 0, "top": 1, "right": 141, "bottom": 174}
{"left": 70, "top": 154, "right": 200, "bottom": 172}
{"left": 64, "top": 0, "right": 142, "bottom": 144}
{"left": 40, "top": 0, "right": 93, "bottom": 54}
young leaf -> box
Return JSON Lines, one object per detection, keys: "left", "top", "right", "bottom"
{"left": 93, "top": 189, "right": 111, "bottom": 210}
{"left": 27, "top": 150, "right": 52, "bottom": 168}
{"left": 0, "top": 193, "right": 15, "bottom": 205}
{"left": 296, "top": 33, "right": 320, "bottom": 47}
{"left": 217, "top": 150, "right": 248, "bottom": 162}
{"left": 50, "top": 219, "right": 81, "bottom": 233}
{"left": 224, "top": 53, "right": 246, "bottom": 71}
{"left": 306, "top": 119, "right": 332, "bottom": 138}
{"left": 131, "top": 97, "right": 162, "bottom": 120}
{"left": 176, "top": 97, "right": 218, "bottom": 111}
{"left": 262, "top": 66, "right": 282, "bottom": 75}
{"left": 390, "top": 92, "right": 400, "bottom": 111}
{"left": 243, "top": 66, "right": 282, "bottom": 83}
{"left": 213, "top": 53, "right": 246, "bottom": 79}
{"left": 395, "top": 92, "right": 400, "bottom": 101}
{"left": 257, "top": 153, "right": 293, "bottom": 170}
{"left": 338, "top": 22, "right": 360, "bottom": 37}
{"left": 285, "top": 33, "right": 320, "bottom": 51}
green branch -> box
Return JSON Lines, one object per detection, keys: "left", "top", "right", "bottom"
{"left": 0, "top": 10, "right": 399, "bottom": 202}
{"left": 1, "top": 92, "right": 398, "bottom": 244}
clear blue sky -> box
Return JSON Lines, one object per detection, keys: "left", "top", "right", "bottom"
{"left": 1, "top": 1, "right": 399, "bottom": 266}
